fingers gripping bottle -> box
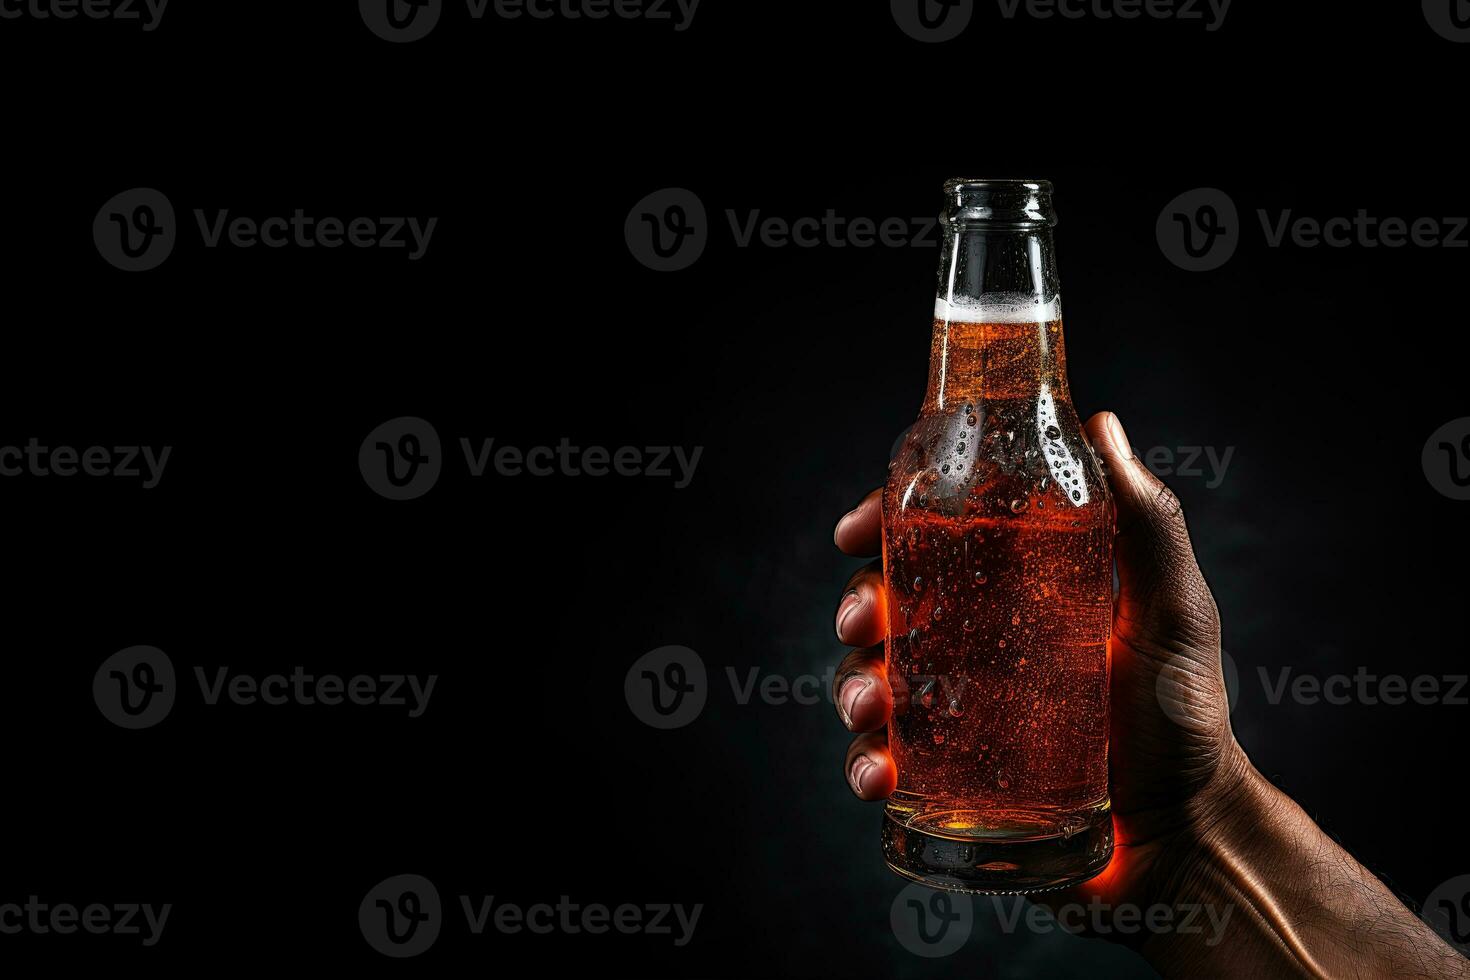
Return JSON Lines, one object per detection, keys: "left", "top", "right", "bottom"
{"left": 881, "top": 179, "right": 1115, "bottom": 893}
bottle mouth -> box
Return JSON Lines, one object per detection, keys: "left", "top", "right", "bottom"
{"left": 942, "top": 178, "right": 1056, "bottom": 227}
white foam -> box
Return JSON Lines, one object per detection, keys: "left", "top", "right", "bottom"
{"left": 934, "top": 295, "right": 1060, "bottom": 323}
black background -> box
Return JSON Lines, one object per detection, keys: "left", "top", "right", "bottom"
{"left": 1, "top": 1, "right": 1468, "bottom": 976}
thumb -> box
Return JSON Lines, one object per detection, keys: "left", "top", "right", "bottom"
{"left": 1083, "top": 412, "right": 1221, "bottom": 655}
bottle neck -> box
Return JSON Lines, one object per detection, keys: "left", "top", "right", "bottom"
{"left": 925, "top": 224, "right": 1069, "bottom": 411}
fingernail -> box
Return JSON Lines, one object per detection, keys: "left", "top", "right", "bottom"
{"left": 835, "top": 589, "right": 862, "bottom": 641}
{"left": 849, "top": 754, "right": 878, "bottom": 795}
{"left": 832, "top": 508, "right": 857, "bottom": 546}
{"left": 838, "top": 674, "right": 871, "bottom": 728}
{"left": 1107, "top": 413, "right": 1134, "bottom": 461}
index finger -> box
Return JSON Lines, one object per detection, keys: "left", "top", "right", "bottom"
{"left": 833, "top": 488, "right": 882, "bottom": 557}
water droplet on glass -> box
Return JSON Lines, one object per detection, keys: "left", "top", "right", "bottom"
{"left": 997, "top": 771, "right": 1010, "bottom": 789}
{"left": 975, "top": 572, "right": 988, "bottom": 585}
{"left": 1009, "top": 499, "right": 1028, "bottom": 513}
{"left": 948, "top": 699, "right": 963, "bottom": 718}
{"left": 957, "top": 442, "right": 966, "bottom": 453}
{"left": 913, "top": 576, "right": 924, "bottom": 593}
{"left": 908, "top": 627, "right": 921, "bottom": 647}
{"left": 918, "top": 679, "right": 935, "bottom": 709}
{"left": 932, "top": 732, "right": 945, "bottom": 745}
{"left": 1045, "top": 425, "right": 1061, "bottom": 440}
{"left": 1011, "top": 613, "right": 1021, "bottom": 626}
{"left": 1072, "top": 490, "right": 1081, "bottom": 501}
{"left": 998, "top": 639, "right": 1006, "bottom": 649}
{"left": 941, "top": 463, "right": 950, "bottom": 474}
{"left": 966, "top": 415, "right": 977, "bottom": 427}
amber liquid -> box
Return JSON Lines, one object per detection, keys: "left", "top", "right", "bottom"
{"left": 881, "top": 317, "right": 1113, "bottom": 884}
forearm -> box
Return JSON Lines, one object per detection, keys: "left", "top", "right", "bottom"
{"left": 1143, "top": 753, "right": 1469, "bottom": 979}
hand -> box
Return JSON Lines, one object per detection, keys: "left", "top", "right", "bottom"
{"left": 832, "top": 412, "right": 1470, "bottom": 977}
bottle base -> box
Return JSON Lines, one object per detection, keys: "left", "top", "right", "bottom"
{"left": 880, "top": 801, "right": 1113, "bottom": 894}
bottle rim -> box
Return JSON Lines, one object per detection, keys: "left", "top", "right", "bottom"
{"left": 942, "top": 178, "right": 1053, "bottom": 194}
{"left": 942, "top": 178, "right": 1057, "bottom": 227}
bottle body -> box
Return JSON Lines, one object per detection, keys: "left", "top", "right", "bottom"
{"left": 879, "top": 181, "right": 1114, "bottom": 893}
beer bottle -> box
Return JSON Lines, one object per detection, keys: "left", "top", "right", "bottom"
{"left": 881, "top": 179, "right": 1114, "bottom": 892}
